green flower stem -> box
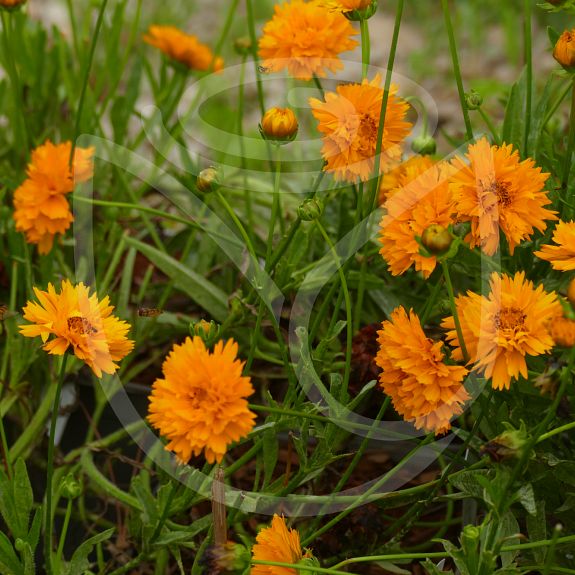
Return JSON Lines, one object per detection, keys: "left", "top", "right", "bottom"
{"left": 360, "top": 18, "right": 370, "bottom": 81}
{"left": 315, "top": 220, "right": 353, "bottom": 402}
{"left": 542, "top": 80, "right": 572, "bottom": 131}
{"left": 478, "top": 107, "right": 500, "bottom": 145}
{"left": 216, "top": 191, "right": 259, "bottom": 261}
{"left": 441, "top": 0, "right": 473, "bottom": 141}
{"left": 523, "top": 0, "right": 532, "bottom": 157}
{"left": 419, "top": 275, "right": 444, "bottom": 325}
{"left": 70, "top": 0, "right": 109, "bottom": 165}
{"left": 561, "top": 78, "right": 575, "bottom": 220}
{"left": 441, "top": 260, "right": 469, "bottom": 363}
{"left": 537, "top": 420, "right": 575, "bottom": 443}
{"left": 246, "top": 0, "right": 267, "bottom": 117}
{"left": 251, "top": 561, "right": 362, "bottom": 575}
{"left": 54, "top": 498, "right": 73, "bottom": 574}
{"left": 65, "top": 0, "right": 80, "bottom": 58}
{"left": 212, "top": 0, "right": 239, "bottom": 64}
{"left": 1, "top": 10, "right": 28, "bottom": 155}
{"left": 266, "top": 145, "right": 283, "bottom": 265}
{"left": 45, "top": 353, "right": 69, "bottom": 575}
{"left": 368, "top": 0, "right": 404, "bottom": 213}
{"left": 150, "top": 482, "right": 179, "bottom": 544}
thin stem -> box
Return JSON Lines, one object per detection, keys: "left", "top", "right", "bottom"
{"left": 523, "top": 0, "right": 533, "bottom": 157}
{"left": 368, "top": 0, "right": 404, "bottom": 213}
{"left": 441, "top": 0, "right": 474, "bottom": 141}
{"left": 54, "top": 498, "right": 73, "bottom": 573}
{"left": 478, "top": 107, "right": 500, "bottom": 144}
{"left": 537, "top": 420, "right": 575, "bottom": 443}
{"left": 45, "top": 353, "right": 69, "bottom": 575}
{"left": 360, "top": 18, "right": 370, "bottom": 81}
{"left": 238, "top": 55, "right": 254, "bottom": 238}
{"left": 441, "top": 260, "right": 469, "bottom": 363}
{"left": 315, "top": 220, "right": 353, "bottom": 402}
{"left": 216, "top": 190, "right": 258, "bottom": 260}
{"left": 561, "top": 79, "right": 575, "bottom": 220}
{"left": 245, "top": 0, "right": 266, "bottom": 117}
{"left": 70, "top": 0, "right": 109, "bottom": 165}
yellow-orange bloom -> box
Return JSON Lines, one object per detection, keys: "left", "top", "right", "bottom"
{"left": 449, "top": 137, "right": 556, "bottom": 256}
{"left": 251, "top": 515, "right": 304, "bottom": 575}
{"left": 550, "top": 315, "right": 575, "bottom": 347}
{"left": 13, "top": 140, "right": 94, "bottom": 254}
{"left": 379, "top": 163, "right": 456, "bottom": 278}
{"left": 148, "top": 337, "right": 256, "bottom": 464}
{"left": 379, "top": 155, "right": 435, "bottom": 204}
{"left": 554, "top": 30, "right": 575, "bottom": 70}
{"left": 319, "top": 0, "right": 373, "bottom": 12}
{"left": 375, "top": 307, "right": 469, "bottom": 435}
{"left": 0, "top": 0, "right": 26, "bottom": 8}
{"left": 258, "top": 0, "right": 358, "bottom": 81}
{"left": 261, "top": 107, "right": 299, "bottom": 141}
{"left": 534, "top": 220, "right": 575, "bottom": 271}
{"left": 441, "top": 272, "right": 562, "bottom": 391}
{"left": 20, "top": 281, "right": 134, "bottom": 377}
{"left": 310, "top": 75, "right": 411, "bottom": 182}
{"left": 144, "top": 25, "right": 223, "bottom": 72}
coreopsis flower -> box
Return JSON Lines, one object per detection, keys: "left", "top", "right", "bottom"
{"left": 148, "top": 337, "right": 256, "bottom": 464}
{"left": 19, "top": 281, "right": 134, "bottom": 377}
{"left": 554, "top": 30, "right": 575, "bottom": 70}
{"left": 258, "top": 0, "right": 358, "bottom": 81}
{"left": 534, "top": 220, "right": 575, "bottom": 270}
{"left": 379, "top": 155, "right": 435, "bottom": 203}
{"left": 379, "top": 163, "right": 457, "bottom": 278}
{"left": 449, "top": 137, "right": 556, "bottom": 256}
{"left": 13, "top": 140, "right": 94, "bottom": 254}
{"left": 251, "top": 515, "right": 307, "bottom": 575}
{"left": 550, "top": 315, "right": 575, "bottom": 347}
{"left": 144, "top": 25, "right": 223, "bottom": 72}
{"left": 310, "top": 75, "right": 411, "bottom": 182}
{"left": 0, "top": 0, "right": 26, "bottom": 8}
{"left": 260, "top": 107, "right": 299, "bottom": 142}
{"left": 375, "top": 307, "right": 469, "bottom": 434}
{"left": 441, "top": 272, "right": 562, "bottom": 391}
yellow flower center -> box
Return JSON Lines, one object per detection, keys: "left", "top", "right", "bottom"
{"left": 483, "top": 179, "right": 512, "bottom": 207}
{"left": 494, "top": 307, "right": 526, "bottom": 331}
{"left": 359, "top": 113, "right": 378, "bottom": 141}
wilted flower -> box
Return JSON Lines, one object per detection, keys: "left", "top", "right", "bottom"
{"left": 258, "top": 0, "right": 358, "bottom": 81}
{"left": 310, "top": 75, "right": 411, "bottom": 182}
{"left": 13, "top": 140, "right": 94, "bottom": 254}
{"left": 375, "top": 307, "right": 469, "bottom": 434}
{"left": 442, "top": 272, "right": 562, "bottom": 390}
{"left": 20, "top": 280, "right": 134, "bottom": 377}
{"left": 449, "top": 137, "right": 556, "bottom": 256}
{"left": 148, "top": 337, "right": 256, "bottom": 464}
{"left": 144, "top": 25, "right": 223, "bottom": 71}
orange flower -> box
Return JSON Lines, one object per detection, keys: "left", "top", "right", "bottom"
{"left": 375, "top": 307, "right": 469, "bottom": 434}
{"left": 319, "top": 0, "right": 373, "bottom": 12}
{"left": 310, "top": 75, "right": 411, "bottom": 182}
{"left": 258, "top": 0, "right": 358, "bottom": 81}
{"left": 534, "top": 220, "right": 575, "bottom": 271}
{"left": 13, "top": 140, "right": 94, "bottom": 254}
{"left": 144, "top": 25, "right": 223, "bottom": 72}
{"left": 20, "top": 281, "right": 134, "bottom": 377}
{"left": 554, "top": 30, "right": 575, "bottom": 70}
{"left": 441, "top": 272, "right": 562, "bottom": 391}
{"left": 261, "top": 107, "right": 299, "bottom": 141}
{"left": 449, "top": 137, "right": 556, "bottom": 256}
{"left": 550, "top": 315, "right": 575, "bottom": 347}
{"left": 0, "top": 0, "right": 26, "bottom": 8}
{"left": 251, "top": 515, "right": 304, "bottom": 575}
{"left": 379, "top": 155, "right": 435, "bottom": 204}
{"left": 148, "top": 337, "right": 255, "bottom": 464}
{"left": 379, "top": 163, "right": 456, "bottom": 278}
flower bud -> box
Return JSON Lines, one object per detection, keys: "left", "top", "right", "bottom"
{"left": 203, "top": 541, "right": 251, "bottom": 575}
{"left": 343, "top": 0, "right": 378, "bottom": 21}
{"left": 260, "top": 107, "right": 298, "bottom": 143}
{"left": 197, "top": 167, "right": 221, "bottom": 194}
{"left": 296, "top": 555, "right": 320, "bottom": 575}
{"left": 465, "top": 90, "right": 483, "bottom": 110}
{"left": 421, "top": 224, "right": 453, "bottom": 255}
{"left": 234, "top": 37, "right": 253, "bottom": 56}
{"left": 61, "top": 473, "right": 82, "bottom": 499}
{"left": 411, "top": 134, "right": 437, "bottom": 156}
{"left": 191, "top": 319, "right": 221, "bottom": 347}
{"left": 554, "top": 30, "right": 575, "bottom": 70}
{"left": 0, "top": 0, "right": 27, "bottom": 9}
{"left": 297, "top": 197, "right": 324, "bottom": 221}
{"left": 481, "top": 423, "right": 529, "bottom": 462}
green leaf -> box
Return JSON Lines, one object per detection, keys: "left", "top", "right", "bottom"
{"left": 131, "top": 474, "right": 159, "bottom": 526}
{"left": 0, "top": 532, "right": 23, "bottom": 575}
{"left": 262, "top": 428, "right": 279, "bottom": 488}
{"left": 449, "top": 470, "right": 491, "bottom": 499}
{"left": 526, "top": 500, "right": 547, "bottom": 564}
{"left": 66, "top": 528, "right": 114, "bottom": 575}
{"left": 13, "top": 460, "right": 33, "bottom": 539}
{"left": 25, "top": 510, "right": 42, "bottom": 552}
{"left": 125, "top": 237, "right": 228, "bottom": 321}
{"left": 547, "top": 25, "right": 560, "bottom": 48}
{"left": 517, "top": 483, "right": 537, "bottom": 516}
{"left": 502, "top": 68, "right": 527, "bottom": 151}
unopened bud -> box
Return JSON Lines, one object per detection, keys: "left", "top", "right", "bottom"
{"left": 481, "top": 423, "right": 529, "bottom": 462}
{"left": 234, "top": 37, "right": 252, "bottom": 56}
{"left": 61, "top": 473, "right": 82, "bottom": 499}
{"left": 260, "top": 107, "right": 298, "bottom": 143}
{"left": 297, "top": 197, "right": 324, "bottom": 221}
{"left": 197, "top": 167, "right": 221, "bottom": 194}
{"left": 191, "top": 319, "right": 221, "bottom": 347}
{"left": 411, "top": 134, "right": 437, "bottom": 156}
{"left": 343, "top": 0, "right": 378, "bottom": 21}
{"left": 465, "top": 90, "right": 483, "bottom": 110}
{"left": 421, "top": 224, "right": 453, "bottom": 255}
{"left": 203, "top": 542, "right": 251, "bottom": 575}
